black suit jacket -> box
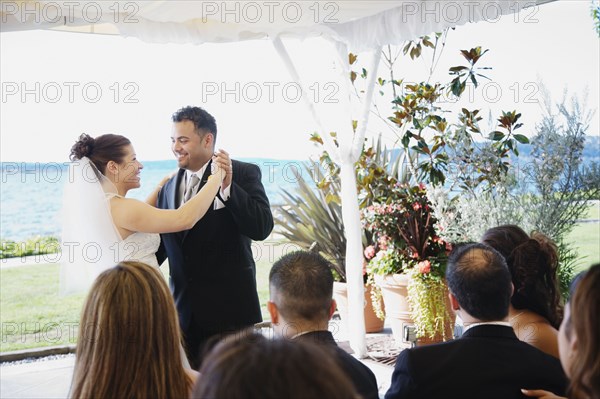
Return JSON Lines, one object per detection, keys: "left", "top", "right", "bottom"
{"left": 296, "top": 331, "right": 379, "bottom": 399}
{"left": 385, "top": 325, "right": 567, "bottom": 399}
{"left": 157, "top": 160, "right": 273, "bottom": 334}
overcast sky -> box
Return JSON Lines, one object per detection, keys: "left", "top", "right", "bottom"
{"left": 1, "top": 0, "right": 598, "bottom": 162}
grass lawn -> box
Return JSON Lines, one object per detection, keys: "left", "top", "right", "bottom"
{"left": 0, "top": 264, "right": 85, "bottom": 352}
{"left": 0, "top": 239, "right": 289, "bottom": 352}
{"left": 1, "top": 219, "right": 598, "bottom": 352}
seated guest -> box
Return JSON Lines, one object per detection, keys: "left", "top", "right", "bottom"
{"left": 522, "top": 264, "right": 600, "bottom": 399}
{"left": 192, "top": 331, "right": 359, "bottom": 399}
{"left": 69, "top": 261, "right": 197, "bottom": 399}
{"left": 267, "top": 251, "right": 379, "bottom": 399}
{"left": 482, "top": 225, "right": 563, "bottom": 357}
{"left": 385, "top": 243, "right": 567, "bottom": 399}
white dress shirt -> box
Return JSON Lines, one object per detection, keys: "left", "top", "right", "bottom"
{"left": 180, "top": 161, "right": 231, "bottom": 208}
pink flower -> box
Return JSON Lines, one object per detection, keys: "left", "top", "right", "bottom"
{"left": 378, "top": 236, "right": 389, "bottom": 250}
{"left": 364, "top": 245, "right": 376, "bottom": 260}
{"left": 418, "top": 260, "right": 431, "bottom": 274}
{"left": 418, "top": 182, "right": 426, "bottom": 190}
{"left": 413, "top": 202, "right": 421, "bottom": 211}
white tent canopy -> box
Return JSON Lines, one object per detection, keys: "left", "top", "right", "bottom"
{"left": 2, "top": 1, "right": 549, "bottom": 49}
{"left": 1, "top": 0, "right": 555, "bottom": 357}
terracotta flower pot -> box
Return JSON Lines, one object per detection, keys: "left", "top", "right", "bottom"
{"left": 333, "top": 282, "right": 384, "bottom": 334}
{"left": 375, "top": 273, "right": 455, "bottom": 349}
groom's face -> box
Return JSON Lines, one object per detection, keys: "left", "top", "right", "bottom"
{"left": 171, "top": 120, "right": 214, "bottom": 172}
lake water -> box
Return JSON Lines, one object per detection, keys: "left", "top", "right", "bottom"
{"left": 2, "top": 136, "right": 598, "bottom": 240}
{"left": 0, "top": 158, "right": 317, "bottom": 240}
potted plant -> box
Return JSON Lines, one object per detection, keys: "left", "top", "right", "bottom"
{"left": 275, "top": 160, "right": 384, "bottom": 333}
{"left": 362, "top": 183, "right": 454, "bottom": 347}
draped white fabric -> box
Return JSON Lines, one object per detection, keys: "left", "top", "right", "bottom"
{"left": 60, "top": 157, "right": 121, "bottom": 295}
{"left": 2, "top": 0, "right": 553, "bottom": 356}
{"left": 3, "top": 1, "right": 534, "bottom": 50}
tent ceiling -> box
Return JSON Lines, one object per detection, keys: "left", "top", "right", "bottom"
{"left": 2, "top": 0, "right": 555, "bottom": 49}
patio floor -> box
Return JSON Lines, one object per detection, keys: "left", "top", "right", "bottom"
{"left": 1, "top": 323, "right": 397, "bottom": 399}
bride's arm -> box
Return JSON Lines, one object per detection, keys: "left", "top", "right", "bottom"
{"left": 111, "top": 162, "right": 225, "bottom": 234}
{"left": 145, "top": 172, "right": 176, "bottom": 206}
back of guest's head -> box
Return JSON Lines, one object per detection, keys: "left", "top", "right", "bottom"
{"left": 69, "top": 133, "right": 131, "bottom": 175}
{"left": 269, "top": 250, "right": 333, "bottom": 322}
{"left": 446, "top": 243, "right": 512, "bottom": 321}
{"left": 561, "top": 264, "right": 600, "bottom": 399}
{"left": 192, "top": 331, "right": 358, "bottom": 399}
{"left": 70, "top": 261, "right": 191, "bottom": 399}
{"left": 481, "top": 225, "right": 562, "bottom": 327}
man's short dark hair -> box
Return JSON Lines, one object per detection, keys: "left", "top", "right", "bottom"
{"left": 172, "top": 106, "right": 217, "bottom": 140}
{"left": 446, "top": 243, "right": 512, "bottom": 321}
{"left": 269, "top": 251, "right": 333, "bottom": 322}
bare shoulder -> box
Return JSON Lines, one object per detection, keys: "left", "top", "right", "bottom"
{"left": 109, "top": 195, "right": 144, "bottom": 210}
{"left": 513, "top": 315, "right": 559, "bottom": 358}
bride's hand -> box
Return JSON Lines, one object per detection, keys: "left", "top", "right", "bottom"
{"left": 159, "top": 171, "right": 177, "bottom": 187}
{"left": 211, "top": 156, "right": 227, "bottom": 183}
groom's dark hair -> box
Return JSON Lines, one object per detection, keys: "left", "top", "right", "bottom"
{"left": 172, "top": 106, "right": 217, "bottom": 140}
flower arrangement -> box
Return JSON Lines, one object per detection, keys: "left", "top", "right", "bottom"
{"left": 362, "top": 183, "right": 454, "bottom": 340}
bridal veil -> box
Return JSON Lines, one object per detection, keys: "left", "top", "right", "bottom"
{"left": 60, "top": 157, "right": 121, "bottom": 294}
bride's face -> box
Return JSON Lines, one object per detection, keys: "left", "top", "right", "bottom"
{"left": 114, "top": 145, "right": 143, "bottom": 189}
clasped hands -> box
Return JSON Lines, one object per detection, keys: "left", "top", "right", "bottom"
{"left": 212, "top": 149, "right": 233, "bottom": 190}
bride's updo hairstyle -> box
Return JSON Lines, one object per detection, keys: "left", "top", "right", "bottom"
{"left": 69, "top": 133, "right": 131, "bottom": 175}
{"left": 482, "top": 225, "right": 563, "bottom": 328}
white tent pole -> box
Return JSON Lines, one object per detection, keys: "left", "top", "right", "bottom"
{"left": 271, "top": 36, "right": 341, "bottom": 165}
{"left": 330, "top": 41, "right": 367, "bottom": 358}
{"left": 352, "top": 47, "right": 382, "bottom": 161}
{"left": 342, "top": 48, "right": 382, "bottom": 358}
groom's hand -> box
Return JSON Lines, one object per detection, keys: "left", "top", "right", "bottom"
{"left": 215, "top": 149, "right": 232, "bottom": 190}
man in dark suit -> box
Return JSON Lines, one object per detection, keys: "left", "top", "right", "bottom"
{"left": 385, "top": 243, "right": 567, "bottom": 399}
{"left": 157, "top": 106, "right": 273, "bottom": 368}
{"left": 268, "top": 251, "right": 379, "bottom": 399}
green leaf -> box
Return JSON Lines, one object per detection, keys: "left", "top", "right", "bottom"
{"left": 402, "top": 133, "right": 411, "bottom": 148}
{"left": 449, "top": 66, "right": 468, "bottom": 73}
{"left": 514, "top": 134, "right": 529, "bottom": 144}
{"left": 450, "top": 78, "right": 465, "bottom": 97}
{"left": 470, "top": 73, "right": 478, "bottom": 88}
{"left": 489, "top": 131, "right": 505, "bottom": 141}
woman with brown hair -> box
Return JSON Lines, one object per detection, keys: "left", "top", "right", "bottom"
{"left": 70, "top": 261, "right": 197, "bottom": 399}
{"left": 62, "top": 133, "right": 228, "bottom": 293}
{"left": 522, "top": 263, "right": 600, "bottom": 399}
{"left": 481, "top": 225, "right": 563, "bottom": 357}
{"left": 192, "top": 331, "right": 360, "bottom": 399}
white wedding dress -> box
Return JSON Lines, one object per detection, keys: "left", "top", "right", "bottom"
{"left": 107, "top": 193, "right": 161, "bottom": 268}
{"left": 116, "top": 231, "right": 161, "bottom": 267}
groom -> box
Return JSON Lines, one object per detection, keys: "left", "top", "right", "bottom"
{"left": 157, "top": 106, "right": 273, "bottom": 368}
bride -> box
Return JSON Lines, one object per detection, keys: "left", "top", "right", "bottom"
{"left": 60, "top": 133, "right": 227, "bottom": 294}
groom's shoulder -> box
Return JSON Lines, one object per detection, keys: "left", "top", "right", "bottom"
{"left": 232, "top": 159, "right": 261, "bottom": 173}
{"left": 160, "top": 170, "right": 183, "bottom": 193}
